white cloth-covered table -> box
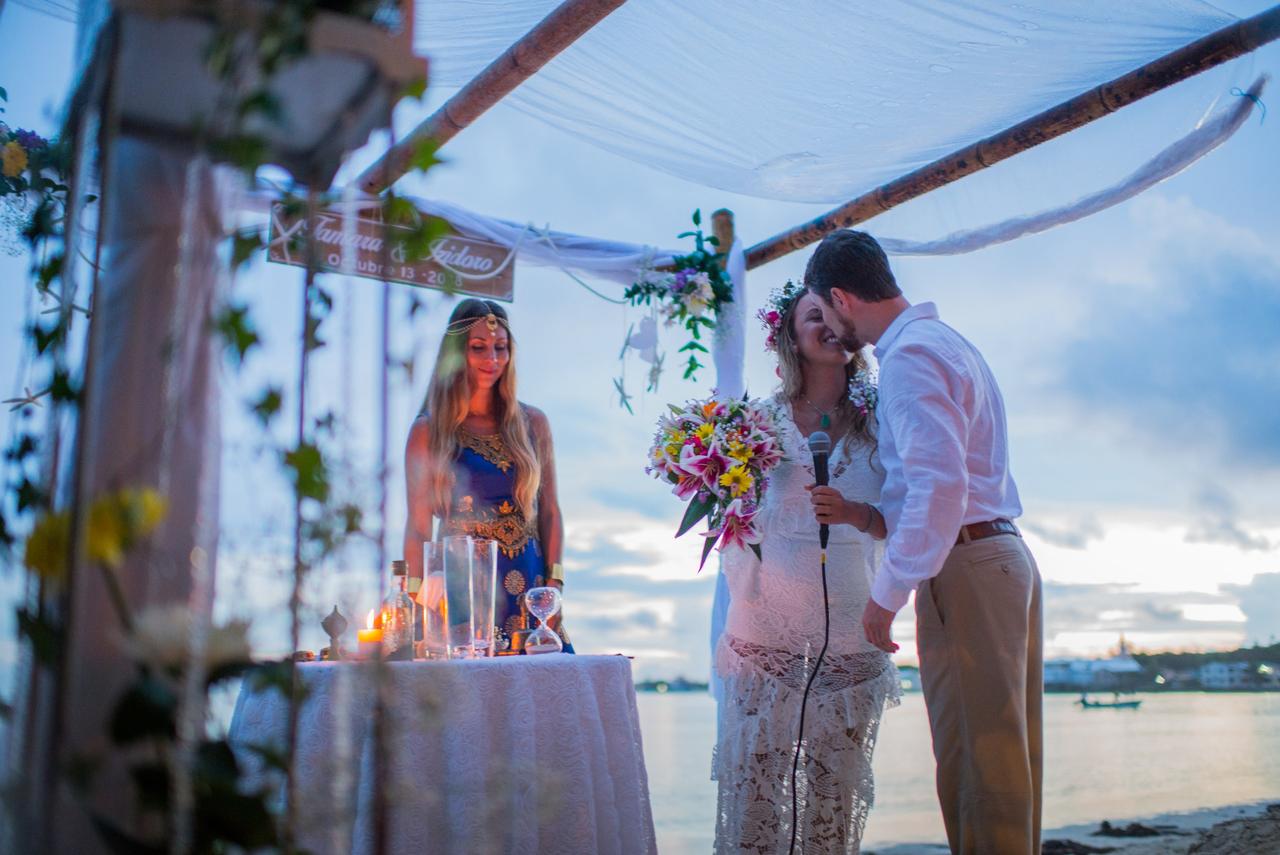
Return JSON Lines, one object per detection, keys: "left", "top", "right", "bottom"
{"left": 229, "top": 655, "right": 656, "bottom": 855}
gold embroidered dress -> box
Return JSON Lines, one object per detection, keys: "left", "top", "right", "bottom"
{"left": 444, "top": 426, "right": 573, "bottom": 651}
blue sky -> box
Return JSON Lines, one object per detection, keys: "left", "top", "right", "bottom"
{"left": 2, "top": 1, "right": 1279, "bottom": 682}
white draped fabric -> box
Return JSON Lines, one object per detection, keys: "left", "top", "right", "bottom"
{"left": 229, "top": 656, "right": 657, "bottom": 855}
{"left": 416, "top": 0, "right": 1238, "bottom": 202}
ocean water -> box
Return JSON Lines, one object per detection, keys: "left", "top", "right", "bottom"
{"left": 637, "top": 691, "right": 1280, "bottom": 853}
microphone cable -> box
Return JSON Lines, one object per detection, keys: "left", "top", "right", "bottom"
{"left": 787, "top": 547, "right": 831, "bottom": 855}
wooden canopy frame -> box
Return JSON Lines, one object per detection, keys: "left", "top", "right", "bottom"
{"left": 360, "top": 2, "right": 1280, "bottom": 268}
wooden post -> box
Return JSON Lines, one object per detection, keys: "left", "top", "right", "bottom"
{"left": 357, "top": 0, "right": 628, "bottom": 194}
{"left": 711, "top": 208, "right": 735, "bottom": 269}
{"left": 745, "top": 5, "right": 1280, "bottom": 269}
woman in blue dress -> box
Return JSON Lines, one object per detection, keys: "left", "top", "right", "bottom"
{"left": 404, "top": 298, "right": 572, "bottom": 652}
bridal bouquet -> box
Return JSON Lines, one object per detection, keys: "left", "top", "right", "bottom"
{"left": 646, "top": 394, "right": 784, "bottom": 569}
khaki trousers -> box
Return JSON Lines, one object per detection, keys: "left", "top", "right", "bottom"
{"left": 916, "top": 533, "right": 1043, "bottom": 855}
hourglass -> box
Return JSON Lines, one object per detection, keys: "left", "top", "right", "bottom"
{"left": 523, "top": 586, "right": 563, "bottom": 655}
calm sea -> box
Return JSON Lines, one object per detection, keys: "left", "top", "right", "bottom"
{"left": 637, "top": 692, "right": 1280, "bottom": 853}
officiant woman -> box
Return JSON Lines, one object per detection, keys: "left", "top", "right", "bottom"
{"left": 404, "top": 298, "right": 573, "bottom": 652}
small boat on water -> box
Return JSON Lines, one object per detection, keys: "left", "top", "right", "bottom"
{"left": 1077, "top": 692, "right": 1142, "bottom": 710}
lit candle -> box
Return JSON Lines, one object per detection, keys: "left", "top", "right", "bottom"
{"left": 357, "top": 609, "right": 383, "bottom": 658}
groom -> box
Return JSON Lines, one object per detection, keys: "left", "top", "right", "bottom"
{"left": 805, "top": 230, "right": 1043, "bottom": 855}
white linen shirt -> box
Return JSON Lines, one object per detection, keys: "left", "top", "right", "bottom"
{"left": 870, "top": 302, "right": 1022, "bottom": 612}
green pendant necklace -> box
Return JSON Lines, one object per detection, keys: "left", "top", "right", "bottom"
{"left": 803, "top": 397, "right": 833, "bottom": 430}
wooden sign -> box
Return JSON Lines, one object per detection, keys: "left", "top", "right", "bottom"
{"left": 267, "top": 203, "right": 514, "bottom": 301}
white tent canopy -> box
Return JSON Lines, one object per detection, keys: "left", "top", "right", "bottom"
{"left": 416, "top": 0, "right": 1239, "bottom": 202}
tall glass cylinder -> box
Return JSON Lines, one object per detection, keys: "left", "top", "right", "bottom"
{"left": 441, "top": 535, "right": 498, "bottom": 658}
{"left": 421, "top": 540, "right": 447, "bottom": 658}
{"left": 470, "top": 538, "right": 497, "bottom": 656}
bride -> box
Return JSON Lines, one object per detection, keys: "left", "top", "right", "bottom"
{"left": 713, "top": 282, "right": 900, "bottom": 854}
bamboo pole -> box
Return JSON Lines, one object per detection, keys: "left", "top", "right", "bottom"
{"left": 746, "top": 5, "right": 1280, "bottom": 270}
{"left": 357, "top": 0, "right": 628, "bottom": 194}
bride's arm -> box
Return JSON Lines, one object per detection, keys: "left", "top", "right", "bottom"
{"left": 853, "top": 502, "right": 888, "bottom": 540}
{"left": 808, "top": 486, "right": 888, "bottom": 540}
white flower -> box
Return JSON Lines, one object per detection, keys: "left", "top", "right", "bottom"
{"left": 123, "top": 603, "right": 252, "bottom": 672}
{"left": 690, "top": 271, "right": 712, "bottom": 290}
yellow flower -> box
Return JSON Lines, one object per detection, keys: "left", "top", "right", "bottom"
{"left": 87, "top": 488, "right": 169, "bottom": 568}
{"left": 24, "top": 511, "right": 71, "bottom": 582}
{"left": 718, "top": 465, "right": 754, "bottom": 498}
{"left": 695, "top": 423, "right": 715, "bottom": 444}
{"left": 727, "top": 440, "right": 753, "bottom": 463}
{"left": 2, "top": 141, "right": 27, "bottom": 178}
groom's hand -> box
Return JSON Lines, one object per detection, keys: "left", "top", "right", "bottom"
{"left": 862, "top": 600, "right": 900, "bottom": 653}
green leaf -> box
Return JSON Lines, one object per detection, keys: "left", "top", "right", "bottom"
{"left": 16, "top": 477, "right": 46, "bottom": 512}
{"left": 91, "top": 813, "right": 165, "bottom": 855}
{"left": 403, "top": 77, "right": 428, "bottom": 101}
{"left": 706, "top": 235, "right": 720, "bottom": 247}
{"left": 17, "top": 608, "right": 60, "bottom": 666}
{"left": 0, "top": 87, "right": 8, "bottom": 101}
{"left": 110, "top": 675, "right": 177, "bottom": 744}
{"left": 676, "top": 231, "right": 697, "bottom": 239}
{"left": 676, "top": 493, "right": 715, "bottom": 538}
{"left": 283, "top": 442, "right": 329, "bottom": 502}
{"left": 678, "top": 341, "right": 708, "bottom": 354}
{"left": 231, "top": 230, "right": 265, "bottom": 269}
{"left": 692, "top": 208, "right": 701, "bottom": 226}
{"left": 130, "top": 761, "right": 170, "bottom": 811}
{"left": 213, "top": 303, "right": 261, "bottom": 365}
{"left": 250, "top": 386, "right": 282, "bottom": 426}
{"left": 237, "top": 90, "right": 284, "bottom": 125}
{"left": 408, "top": 137, "right": 445, "bottom": 174}
{"left": 697, "top": 533, "right": 718, "bottom": 572}
{"left": 339, "top": 502, "right": 363, "bottom": 535}
{"left": 683, "top": 354, "right": 702, "bottom": 381}
{"left": 48, "top": 368, "right": 79, "bottom": 404}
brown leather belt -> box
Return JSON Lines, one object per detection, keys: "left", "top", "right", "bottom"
{"left": 956, "top": 518, "right": 1020, "bottom": 546}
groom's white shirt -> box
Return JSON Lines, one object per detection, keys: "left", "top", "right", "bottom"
{"left": 870, "top": 302, "right": 1022, "bottom": 612}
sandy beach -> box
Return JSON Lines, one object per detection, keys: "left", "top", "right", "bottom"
{"left": 867, "top": 801, "right": 1280, "bottom": 855}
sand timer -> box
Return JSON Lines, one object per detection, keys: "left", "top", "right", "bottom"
{"left": 523, "top": 586, "right": 563, "bottom": 655}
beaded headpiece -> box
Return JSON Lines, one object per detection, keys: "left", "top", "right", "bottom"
{"left": 756, "top": 280, "right": 804, "bottom": 352}
{"left": 446, "top": 310, "right": 507, "bottom": 336}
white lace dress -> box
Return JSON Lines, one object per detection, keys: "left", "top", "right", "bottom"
{"left": 713, "top": 400, "right": 900, "bottom": 855}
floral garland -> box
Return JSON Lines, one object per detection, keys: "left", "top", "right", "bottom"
{"left": 848, "top": 366, "right": 879, "bottom": 417}
{"left": 624, "top": 209, "right": 733, "bottom": 381}
{"left": 756, "top": 279, "right": 804, "bottom": 352}
{"left": 0, "top": 119, "right": 61, "bottom": 255}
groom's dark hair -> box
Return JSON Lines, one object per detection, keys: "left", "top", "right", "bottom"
{"left": 804, "top": 230, "right": 901, "bottom": 303}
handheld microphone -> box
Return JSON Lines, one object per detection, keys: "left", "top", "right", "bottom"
{"left": 808, "top": 431, "right": 831, "bottom": 549}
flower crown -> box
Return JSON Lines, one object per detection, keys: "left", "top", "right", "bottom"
{"left": 756, "top": 280, "right": 805, "bottom": 352}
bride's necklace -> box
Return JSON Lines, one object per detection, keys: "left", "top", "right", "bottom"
{"left": 801, "top": 396, "right": 838, "bottom": 431}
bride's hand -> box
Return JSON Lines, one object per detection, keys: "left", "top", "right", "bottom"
{"left": 806, "top": 484, "right": 855, "bottom": 526}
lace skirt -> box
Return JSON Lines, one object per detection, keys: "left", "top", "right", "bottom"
{"left": 712, "top": 634, "right": 900, "bottom": 855}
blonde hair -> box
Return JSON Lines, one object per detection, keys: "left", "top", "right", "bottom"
{"left": 420, "top": 299, "right": 541, "bottom": 519}
{"left": 776, "top": 293, "right": 876, "bottom": 458}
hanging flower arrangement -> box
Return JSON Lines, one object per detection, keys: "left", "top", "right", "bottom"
{"left": 623, "top": 209, "right": 733, "bottom": 381}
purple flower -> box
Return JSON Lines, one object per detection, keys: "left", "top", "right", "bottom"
{"left": 15, "top": 130, "right": 47, "bottom": 151}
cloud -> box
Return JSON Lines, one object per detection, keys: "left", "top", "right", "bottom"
{"left": 1221, "top": 572, "right": 1280, "bottom": 646}
{"left": 1043, "top": 581, "right": 1244, "bottom": 643}
{"left": 1185, "top": 484, "right": 1273, "bottom": 552}
{"left": 1057, "top": 198, "right": 1280, "bottom": 470}
{"left": 1022, "top": 516, "right": 1103, "bottom": 550}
